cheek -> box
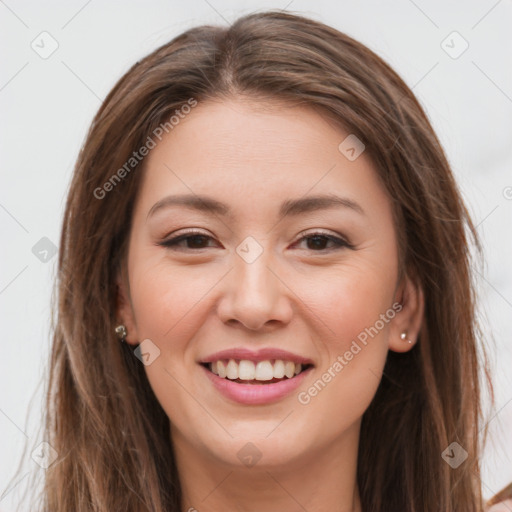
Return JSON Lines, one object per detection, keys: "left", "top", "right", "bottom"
{"left": 127, "top": 258, "right": 211, "bottom": 423}
{"left": 302, "top": 260, "right": 396, "bottom": 352}
{"left": 128, "top": 255, "right": 217, "bottom": 342}
{"left": 295, "top": 271, "right": 392, "bottom": 434}
{"left": 294, "top": 259, "right": 395, "bottom": 413}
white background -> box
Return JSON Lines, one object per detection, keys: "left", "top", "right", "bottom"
{"left": 1, "top": 0, "right": 511, "bottom": 509}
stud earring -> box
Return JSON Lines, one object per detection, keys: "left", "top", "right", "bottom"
{"left": 115, "top": 324, "right": 127, "bottom": 343}
{"left": 400, "top": 332, "right": 413, "bottom": 344}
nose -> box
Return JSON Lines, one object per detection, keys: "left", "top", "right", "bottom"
{"left": 216, "top": 247, "right": 293, "bottom": 332}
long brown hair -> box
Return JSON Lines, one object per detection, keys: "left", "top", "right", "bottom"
{"left": 11, "top": 10, "right": 502, "bottom": 511}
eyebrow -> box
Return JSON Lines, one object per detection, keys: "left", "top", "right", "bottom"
{"left": 146, "top": 193, "right": 365, "bottom": 221}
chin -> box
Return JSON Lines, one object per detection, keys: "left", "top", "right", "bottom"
{"left": 197, "top": 425, "right": 313, "bottom": 470}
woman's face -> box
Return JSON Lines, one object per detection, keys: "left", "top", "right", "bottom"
{"left": 118, "top": 97, "right": 421, "bottom": 470}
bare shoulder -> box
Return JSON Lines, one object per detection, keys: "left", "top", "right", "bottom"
{"left": 486, "top": 483, "right": 512, "bottom": 512}
{"left": 486, "top": 499, "right": 512, "bottom": 512}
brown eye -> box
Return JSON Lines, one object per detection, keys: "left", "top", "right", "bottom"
{"left": 294, "top": 232, "right": 353, "bottom": 252}
{"left": 159, "top": 231, "right": 217, "bottom": 250}
{"left": 158, "top": 230, "right": 353, "bottom": 252}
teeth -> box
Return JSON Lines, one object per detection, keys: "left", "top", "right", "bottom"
{"left": 284, "top": 361, "right": 295, "bottom": 379}
{"left": 238, "top": 360, "right": 255, "bottom": 380}
{"left": 226, "top": 359, "right": 238, "bottom": 380}
{"left": 255, "top": 361, "right": 274, "bottom": 381}
{"left": 217, "top": 360, "right": 226, "bottom": 378}
{"left": 208, "top": 359, "right": 307, "bottom": 381}
{"left": 273, "top": 360, "right": 285, "bottom": 378}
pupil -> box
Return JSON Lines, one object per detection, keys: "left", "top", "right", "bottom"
{"left": 189, "top": 235, "right": 206, "bottom": 248}
{"left": 308, "top": 236, "right": 326, "bottom": 250}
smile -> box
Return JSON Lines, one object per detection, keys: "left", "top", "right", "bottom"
{"left": 203, "top": 359, "right": 312, "bottom": 384}
{"left": 200, "top": 361, "right": 314, "bottom": 405}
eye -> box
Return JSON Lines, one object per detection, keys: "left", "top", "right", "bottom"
{"left": 158, "top": 230, "right": 218, "bottom": 251}
{"left": 158, "top": 229, "right": 353, "bottom": 252}
{"left": 293, "top": 231, "right": 353, "bottom": 252}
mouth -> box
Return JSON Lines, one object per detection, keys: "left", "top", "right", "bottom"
{"left": 200, "top": 359, "right": 314, "bottom": 385}
{"left": 198, "top": 348, "right": 315, "bottom": 404}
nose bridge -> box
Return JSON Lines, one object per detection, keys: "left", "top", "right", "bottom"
{"left": 236, "top": 248, "right": 274, "bottom": 298}
{"left": 234, "top": 240, "right": 278, "bottom": 306}
{"left": 217, "top": 237, "right": 292, "bottom": 330}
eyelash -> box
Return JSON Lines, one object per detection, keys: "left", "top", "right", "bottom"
{"left": 158, "top": 229, "right": 354, "bottom": 252}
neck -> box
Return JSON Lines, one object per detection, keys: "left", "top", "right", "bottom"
{"left": 173, "top": 420, "right": 363, "bottom": 512}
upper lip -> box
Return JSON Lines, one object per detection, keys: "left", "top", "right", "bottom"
{"left": 199, "top": 347, "right": 314, "bottom": 366}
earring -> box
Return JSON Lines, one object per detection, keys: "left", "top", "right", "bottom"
{"left": 115, "top": 324, "right": 127, "bottom": 343}
{"left": 400, "top": 332, "right": 413, "bottom": 344}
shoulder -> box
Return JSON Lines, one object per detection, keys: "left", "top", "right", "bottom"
{"left": 486, "top": 499, "right": 512, "bottom": 512}
{"left": 486, "top": 483, "right": 512, "bottom": 512}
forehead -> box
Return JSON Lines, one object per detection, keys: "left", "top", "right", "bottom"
{"left": 148, "top": 98, "right": 347, "bottom": 167}
{"left": 135, "top": 97, "right": 391, "bottom": 222}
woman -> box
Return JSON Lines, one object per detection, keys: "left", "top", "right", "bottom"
{"left": 22, "top": 10, "right": 511, "bottom": 512}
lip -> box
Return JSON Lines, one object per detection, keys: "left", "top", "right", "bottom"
{"left": 200, "top": 363, "right": 314, "bottom": 405}
{"left": 198, "top": 347, "right": 314, "bottom": 365}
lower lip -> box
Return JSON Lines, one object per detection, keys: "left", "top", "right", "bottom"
{"left": 200, "top": 364, "right": 313, "bottom": 405}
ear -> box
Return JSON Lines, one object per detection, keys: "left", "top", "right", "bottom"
{"left": 388, "top": 272, "right": 424, "bottom": 353}
{"left": 115, "top": 267, "right": 139, "bottom": 345}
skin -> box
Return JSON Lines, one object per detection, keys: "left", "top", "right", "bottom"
{"left": 488, "top": 500, "right": 512, "bottom": 512}
{"left": 117, "top": 96, "right": 424, "bottom": 512}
